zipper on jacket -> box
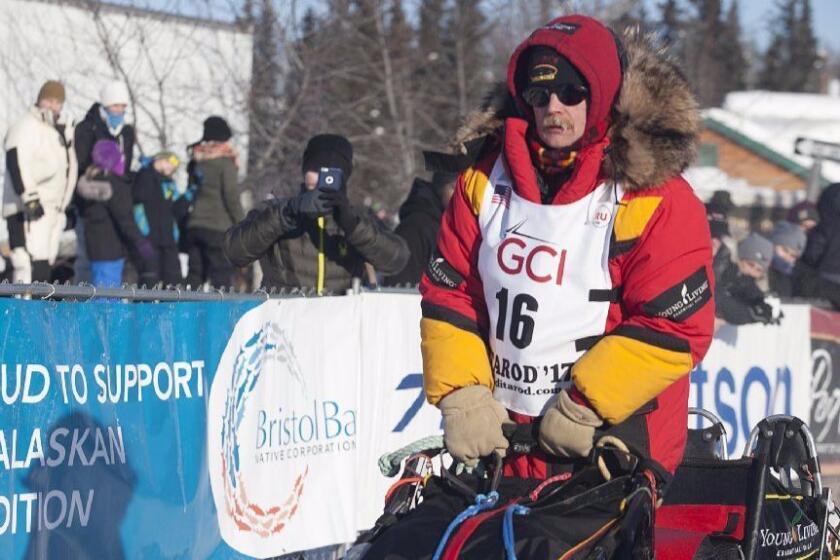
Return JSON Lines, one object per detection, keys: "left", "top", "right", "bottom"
{"left": 317, "top": 216, "right": 326, "bottom": 295}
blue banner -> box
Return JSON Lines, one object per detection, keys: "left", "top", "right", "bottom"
{"left": 0, "top": 298, "right": 260, "bottom": 560}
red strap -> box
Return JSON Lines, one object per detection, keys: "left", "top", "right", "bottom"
{"left": 440, "top": 501, "right": 515, "bottom": 560}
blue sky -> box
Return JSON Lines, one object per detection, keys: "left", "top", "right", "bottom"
{"left": 645, "top": 0, "right": 840, "bottom": 51}
{"left": 114, "top": 0, "right": 840, "bottom": 51}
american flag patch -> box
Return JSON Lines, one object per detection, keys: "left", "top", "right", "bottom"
{"left": 491, "top": 183, "right": 512, "bottom": 207}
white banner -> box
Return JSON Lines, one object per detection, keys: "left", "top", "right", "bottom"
{"left": 206, "top": 294, "right": 442, "bottom": 558}
{"left": 356, "top": 293, "right": 443, "bottom": 530}
{"left": 207, "top": 298, "right": 363, "bottom": 558}
{"left": 689, "top": 304, "right": 812, "bottom": 458}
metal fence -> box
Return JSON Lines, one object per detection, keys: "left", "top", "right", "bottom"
{"left": 0, "top": 281, "right": 419, "bottom": 302}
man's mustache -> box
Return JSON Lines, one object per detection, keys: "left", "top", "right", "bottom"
{"left": 542, "top": 114, "right": 574, "bottom": 130}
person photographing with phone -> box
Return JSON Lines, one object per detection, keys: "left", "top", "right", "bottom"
{"left": 224, "top": 134, "right": 408, "bottom": 293}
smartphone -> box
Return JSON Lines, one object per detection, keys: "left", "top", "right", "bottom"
{"left": 317, "top": 167, "right": 344, "bottom": 191}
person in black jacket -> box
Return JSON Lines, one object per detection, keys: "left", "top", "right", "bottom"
{"left": 73, "top": 81, "right": 135, "bottom": 282}
{"left": 716, "top": 232, "right": 782, "bottom": 325}
{"left": 706, "top": 202, "right": 733, "bottom": 284}
{"left": 133, "top": 152, "right": 185, "bottom": 286}
{"left": 384, "top": 171, "right": 457, "bottom": 286}
{"left": 224, "top": 134, "right": 409, "bottom": 294}
{"left": 795, "top": 184, "right": 840, "bottom": 308}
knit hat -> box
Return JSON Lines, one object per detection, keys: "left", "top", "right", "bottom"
{"left": 525, "top": 46, "right": 588, "bottom": 90}
{"left": 200, "top": 116, "right": 232, "bottom": 143}
{"left": 37, "top": 80, "right": 65, "bottom": 104}
{"left": 787, "top": 201, "right": 819, "bottom": 226}
{"left": 771, "top": 220, "right": 807, "bottom": 255}
{"left": 100, "top": 81, "right": 130, "bottom": 107}
{"left": 92, "top": 139, "right": 126, "bottom": 176}
{"left": 705, "top": 203, "right": 729, "bottom": 239}
{"left": 507, "top": 15, "right": 622, "bottom": 144}
{"left": 302, "top": 134, "right": 353, "bottom": 180}
{"left": 737, "top": 233, "right": 773, "bottom": 271}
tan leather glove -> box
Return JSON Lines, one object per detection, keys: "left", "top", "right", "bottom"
{"left": 539, "top": 389, "right": 603, "bottom": 458}
{"left": 438, "top": 385, "right": 511, "bottom": 467}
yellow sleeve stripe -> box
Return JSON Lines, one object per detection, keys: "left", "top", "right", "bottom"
{"left": 571, "top": 334, "right": 692, "bottom": 424}
{"left": 613, "top": 196, "right": 663, "bottom": 242}
{"left": 462, "top": 167, "right": 490, "bottom": 216}
{"left": 421, "top": 317, "right": 492, "bottom": 404}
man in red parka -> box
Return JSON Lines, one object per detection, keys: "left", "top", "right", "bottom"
{"left": 420, "top": 14, "right": 714, "bottom": 480}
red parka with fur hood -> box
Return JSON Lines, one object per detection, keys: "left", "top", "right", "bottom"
{"left": 419, "top": 15, "right": 714, "bottom": 476}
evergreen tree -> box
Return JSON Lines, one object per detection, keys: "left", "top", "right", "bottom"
{"left": 759, "top": 0, "right": 819, "bottom": 92}
{"left": 684, "top": 0, "right": 727, "bottom": 107}
{"left": 658, "top": 0, "right": 685, "bottom": 64}
{"left": 792, "top": 0, "right": 820, "bottom": 91}
{"left": 246, "top": 0, "right": 282, "bottom": 189}
{"left": 719, "top": 0, "right": 746, "bottom": 94}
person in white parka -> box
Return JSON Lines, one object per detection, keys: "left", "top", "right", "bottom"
{"left": 3, "top": 80, "right": 78, "bottom": 283}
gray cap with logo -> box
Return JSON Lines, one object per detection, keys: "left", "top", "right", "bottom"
{"left": 737, "top": 232, "right": 774, "bottom": 270}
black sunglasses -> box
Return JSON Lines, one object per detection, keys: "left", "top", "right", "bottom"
{"left": 523, "top": 84, "right": 589, "bottom": 108}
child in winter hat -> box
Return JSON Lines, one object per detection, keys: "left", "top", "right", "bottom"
{"left": 92, "top": 139, "right": 126, "bottom": 176}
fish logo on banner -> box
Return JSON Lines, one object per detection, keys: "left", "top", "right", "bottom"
{"left": 208, "top": 302, "right": 358, "bottom": 557}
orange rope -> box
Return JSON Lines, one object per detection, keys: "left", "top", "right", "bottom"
{"left": 384, "top": 476, "right": 424, "bottom": 504}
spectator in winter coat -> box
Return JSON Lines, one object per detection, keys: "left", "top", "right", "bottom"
{"left": 74, "top": 80, "right": 141, "bottom": 285}
{"left": 706, "top": 203, "right": 733, "bottom": 283}
{"left": 75, "top": 81, "right": 135, "bottom": 176}
{"left": 133, "top": 152, "right": 187, "bottom": 286}
{"left": 795, "top": 184, "right": 840, "bottom": 308}
{"left": 184, "top": 116, "right": 243, "bottom": 288}
{"left": 75, "top": 139, "right": 155, "bottom": 287}
{"left": 383, "top": 170, "right": 457, "bottom": 286}
{"left": 224, "top": 134, "right": 409, "bottom": 293}
{"left": 768, "top": 221, "right": 806, "bottom": 297}
{"left": 2, "top": 80, "right": 78, "bottom": 282}
{"left": 716, "top": 233, "right": 782, "bottom": 325}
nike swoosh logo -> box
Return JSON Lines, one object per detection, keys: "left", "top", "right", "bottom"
{"left": 503, "top": 219, "right": 554, "bottom": 245}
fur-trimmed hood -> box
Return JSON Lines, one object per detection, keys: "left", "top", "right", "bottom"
{"left": 450, "top": 28, "right": 699, "bottom": 192}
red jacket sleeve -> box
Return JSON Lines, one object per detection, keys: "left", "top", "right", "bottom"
{"left": 572, "top": 178, "right": 715, "bottom": 423}
{"left": 419, "top": 157, "right": 496, "bottom": 404}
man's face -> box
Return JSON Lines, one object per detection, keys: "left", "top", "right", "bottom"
{"left": 738, "top": 259, "right": 766, "bottom": 279}
{"left": 303, "top": 170, "right": 319, "bottom": 191}
{"left": 38, "top": 98, "right": 63, "bottom": 118}
{"left": 106, "top": 104, "right": 127, "bottom": 115}
{"left": 775, "top": 244, "right": 799, "bottom": 265}
{"left": 532, "top": 91, "right": 588, "bottom": 149}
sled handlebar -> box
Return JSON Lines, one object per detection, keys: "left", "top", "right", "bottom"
{"left": 503, "top": 422, "right": 541, "bottom": 455}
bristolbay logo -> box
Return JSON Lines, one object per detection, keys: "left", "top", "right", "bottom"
{"left": 208, "top": 301, "right": 358, "bottom": 557}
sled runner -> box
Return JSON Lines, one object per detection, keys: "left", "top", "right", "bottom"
{"left": 348, "top": 410, "right": 840, "bottom": 560}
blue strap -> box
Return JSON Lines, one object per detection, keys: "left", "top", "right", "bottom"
{"left": 431, "top": 491, "right": 499, "bottom": 560}
{"left": 502, "top": 504, "right": 531, "bottom": 560}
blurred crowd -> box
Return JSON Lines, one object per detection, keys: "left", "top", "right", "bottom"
{"left": 707, "top": 189, "right": 840, "bottom": 327}
{"left": 4, "top": 79, "right": 840, "bottom": 318}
